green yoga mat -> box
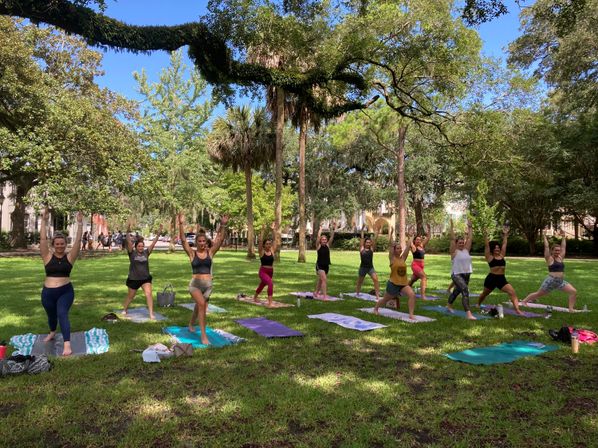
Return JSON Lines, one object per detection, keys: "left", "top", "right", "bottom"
{"left": 446, "top": 340, "right": 559, "bottom": 365}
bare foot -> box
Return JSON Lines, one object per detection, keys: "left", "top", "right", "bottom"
{"left": 43, "top": 331, "right": 56, "bottom": 343}
{"left": 149, "top": 314, "right": 156, "bottom": 320}
{"left": 121, "top": 309, "right": 128, "bottom": 315}
{"left": 569, "top": 308, "right": 575, "bottom": 313}
{"left": 373, "top": 306, "right": 379, "bottom": 315}
{"left": 409, "top": 315, "right": 416, "bottom": 321}
{"left": 515, "top": 308, "right": 524, "bottom": 315}
{"left": 188, "top": 324, "right": 196, "bottom": 333}
{"left": 421, "top": 296, "right": 427, "bottom": 301}
{"left": 253, "top": 296, "right": 260, "bottom": 303}
{"left": 446, "top": 306, "right": 454, "bottom": 313}
{"left": 62, "top": 342, "right": 72, "bottom": 357}
{"left": 466, "top": 311, "right": 477, "bottom": 320}
{"left": 201, "top": 335, "right": 210, "bottom": 345}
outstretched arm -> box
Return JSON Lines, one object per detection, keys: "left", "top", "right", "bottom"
{"left": 402, "top": 230, "right": 414, "bottom": 261}
{"left": 372, "top": 226, "right": 380, "bottom": 252}
{"left": 147, "top": 224, "right": 162, "bottom": 255}
{"left": 388, "top": 227, "right": 395, "bottom": 263}
{"left": 270, "top": 223, "right": 280, "bottom": 254}
{"left": 328, "top": 221, "right": 337, "bottom": 246}
{"left": 422, "top": 223, "right": 431, "bottom": 248}
{"left": 501, "top": 225, "right": 509, "bottom": 257}
{"left": 315, "top": 225, "right": 323, "bottom": 250}
{"left": 483, "top": 228, "right": 491, "bottom": 262}
{"left": 560, "top": 229, "right": 567, "bottom": 258}
{"left": 210, "top": 215, "right": 229, "bottom": 257}
{"left": 125, "top": 224, "right": 134, "bottom": 252}
{"left": 449, "top": 219, "right": 456, "bottom": 255}
{"left": 257, "top": 224, "right": 266, "bottom": 257}
{"left": 178, "top": 214, "right": 193, "bottom": 258}
{"left": 40, "top": 207, "right": 51, "bottom": 264}
{"left": 67, "top": 212, "right": 83, "bottom": 264}
{"left": 465, "top": 219, "right": 473, "bottom": 252}
{"left": 409, "top": 225, "right": 416, "bottom": 252}
{"left": 543, "top": 231, "right": 551, "bottom": 263}
{"left": 360, "top": 227, "right": 365, "bottom": 252}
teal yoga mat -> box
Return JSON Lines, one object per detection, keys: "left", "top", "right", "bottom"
{"left": 446, "top": 341, "right": 559, "bottom": 365}
{"left": 163, "top": 326, "right": 245, "bottom": 348}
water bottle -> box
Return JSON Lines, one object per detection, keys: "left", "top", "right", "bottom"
{"left": 571, "top": 330, "right": 579, "bottom": 354}
{"left": 497, "top": 304, "right": 504, "bottom": 319}
{"left": 583, "top": 304, "right": 588, "bottom": 312}
{"left": 297, "top": 297, "right": 301, "bottom": 308}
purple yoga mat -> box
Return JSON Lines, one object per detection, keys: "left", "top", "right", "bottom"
{"left": 235, "top": 317, "right": 304, "bottom": 338}
{"left": 481, "top": 305, "right": 543, "bottom": 318}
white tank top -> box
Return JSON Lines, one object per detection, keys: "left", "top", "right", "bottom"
{"left": 452, "top": 249, "right": 473, "bottom": 274}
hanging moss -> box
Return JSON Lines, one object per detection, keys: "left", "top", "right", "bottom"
{"left": 0, "top": 0, "right": 369, "bottom": 115}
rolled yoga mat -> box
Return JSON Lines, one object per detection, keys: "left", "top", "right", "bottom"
{"left": 10, "top": 328, "right": 109, "bottom": 356}
{"left": 290, "top": 292, "right": 343, "bottom": 301}
{"left": 235, "top": 317, "right": 303, "bottom": 338}
{"left": 307, "top": 313, "right": 387, "bottom": 331}
{"left": 163, "top": 326, "right": 245, "bottom": 348}
{"left": 445, "top": 340, "right": 559, "bottom": 365}
{"left": 359, "top": 308, "right": 436, "bottom": 323}
{"left": 117, "top": 307, "right": 167, "bottom": 323}
{"left": 421, "top": 305, "right": 490, "bottom": 320}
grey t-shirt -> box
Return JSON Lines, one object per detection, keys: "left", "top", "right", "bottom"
{"left": 128, "top": 248, "right": 150, "bottom": 280}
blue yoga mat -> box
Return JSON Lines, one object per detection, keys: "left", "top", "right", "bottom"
{"left": 446, "top": 340, "right": 559, "bottom": 365}
{"left": 163, "top": 326, "right": 244, "bottom": 348}
{"left": 235, "top": 317, "right": 303, "bottom": 338}
{"left": 421, "top": 305, "right": 490, "bottom": 320}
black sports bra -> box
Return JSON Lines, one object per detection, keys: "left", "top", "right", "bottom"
{"left": 548, "top": 260, "right": 564, "bottom": 273}
{"left": 488, "top": 257, "right": 506, "bottom": 268}
{"left": 261, "top": 252, "right": 274, "bottom": 267}
{"left": 412, "top": 248, "right": 425, "bottom": 260}
{"left": 191, "top": 252, "right": 212, "bottom": 275}
{"left": 44, "top": 254, "right": 73, "bottom": 277}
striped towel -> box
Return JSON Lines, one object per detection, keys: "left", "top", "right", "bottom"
{"left": 85, "top": 328, "right": 110, "bottom": 354}
{"left": 9, "top": 333, "right": 38, "bottom": 356}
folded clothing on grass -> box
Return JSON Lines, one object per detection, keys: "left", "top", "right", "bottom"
{"left": 235, "top": 317, "right": 303, "bottom": 338}
{"left": 163, "top": 326, "right": 245, "bottom": 348}
{"left": 445, "top": 340, "right": 559, "bottom": 365}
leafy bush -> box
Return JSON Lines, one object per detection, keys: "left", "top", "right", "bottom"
{"left": 0, "top": 231, "right": 10, "bottom": 250}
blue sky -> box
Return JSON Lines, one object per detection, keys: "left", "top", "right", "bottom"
{"left": 94, "top": 0, "right": 526, "bottom": 106}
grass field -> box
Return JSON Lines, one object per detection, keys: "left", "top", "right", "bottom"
{"left": 1, "top": 249, "right": 597, "bottom": 448}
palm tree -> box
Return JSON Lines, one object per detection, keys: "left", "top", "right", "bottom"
{"left": 207, "top": 106, "right": 274, "bottom": 258}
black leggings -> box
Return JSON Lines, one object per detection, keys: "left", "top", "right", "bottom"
{"left": 41, "top": 283, "right": 75, "bottom": 341}
{"left": 449, "top": 273, "right": 471, "bottom": 312}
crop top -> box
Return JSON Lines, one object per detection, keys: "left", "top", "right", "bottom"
{"left": 548, "top": 260, "right": 564, "bottom": 273}
{"left": 488, "top": 257, "right": 506, "bottom": 268}
{"left": 44, "top": 254, "right": 73, "bottom": 278}
{"left": 261, "top": 252, "right": 274, "bottom": 267}
{"left": 191, "top": 252, "right": 212, "bottom": 275}
{"left": 412, "top": 248, "right": 425, "bottom": 260}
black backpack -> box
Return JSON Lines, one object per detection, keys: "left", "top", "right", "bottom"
{"left": 549, "top": 326, "right": 571, "bottom": 343}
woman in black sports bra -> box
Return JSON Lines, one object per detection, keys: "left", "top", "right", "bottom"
{"left": 476, "top": 225, "right": 523, "bottom": 314}
{"left": 313, "top": 222, "right": 336, "bottom": 300}
{"left": 178, "top": 213, "right": 228, "bottom": 345}
{"left": 253, "top": 223, "right": 280, "bottom": 307}
{"left": 39, "top": 208, "right": 83, "bottom": 356}
{"left": 522, "top": 229, "right": 577, "bottom": 312}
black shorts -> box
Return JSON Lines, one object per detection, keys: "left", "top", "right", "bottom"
{"left": 315, "top": 263, "right": 329, "bottom": 275}
{"left": 483, "top": 273, "right": 508, "bottom": 291}
{"left": 126, "top": 276, "right": 152, "bottom": 290}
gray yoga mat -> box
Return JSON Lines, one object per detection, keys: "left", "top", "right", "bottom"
{"left": 117, "top": 307, "right": 167, "bottom": 323}
{"left": 31, "top": 332, "right": 87, "bottom": 357}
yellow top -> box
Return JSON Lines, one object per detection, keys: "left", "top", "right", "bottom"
{"left": 389, "top": 257, "right": 408, "bottom": 285}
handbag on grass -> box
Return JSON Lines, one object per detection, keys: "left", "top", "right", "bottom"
{"left": 172, "top": 343, "right": 193, "bottom": 357}
{"left": 157, "top": 284, "right": 175, "bottom": 307}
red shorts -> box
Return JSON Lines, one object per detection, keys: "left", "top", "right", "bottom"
{"left": 411, "top": 259, "right": 425, "bottom": 277}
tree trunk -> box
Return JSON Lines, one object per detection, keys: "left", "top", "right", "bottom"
{"left": 312, "top": 215, "right": 320, "bottom": 250}
{"left": 9, "top": 178, "right": 33, "bottom": 249}
{"left": 274, "top": 86, "right": 285, "bottom": 261}
{"left": 244, "top": 165, "right": 256, "bottom": 259}
{"left": 592, "top": 222, "right": 598, "bottom": 256}
{"left": 525, "top": 228, "right": 537, "bottom": 255}
{"left": 395, "top": 125, "right": 408, "bottom": 248}
{"left": 169, "top": 214, "right": 176, "bottom": 252}
{"left": 297, "top": 104, "right": 308, "bottom": 263}
{"left": 414, "top": 197, "right": 424, "bottom": 236}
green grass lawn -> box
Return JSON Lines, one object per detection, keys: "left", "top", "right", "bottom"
{"left": 1, "top": 249, "right": 597, "bottom": 448}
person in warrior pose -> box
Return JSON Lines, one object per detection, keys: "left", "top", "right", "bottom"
{"left": 178, "top": 213, "right": 228, "bottom": 345}
{"left": 374, "top": 227, "right": 417, "bottom": 320}
{"left": 522, "top": 229, "right": 577, "bottom": 312}
{"left": 313, "top": 222, "right": 336, "bottom": 300}
{"left": 408, "top": 224, "right": 431, "bottom": 300}
{"left": 476, "top": 224, "right": 523, "bottom": 314}
{"left": 447, "top": 219, "right": 476, "bottom": 320}
{"left": 122, "top": 224, "right": 162, "bottom": 320}
{"left": 355, "top": 226, "right": 380, "bottom": 300}
{"left": 39, "top": 208, "right": 83, "bottom": 356}
{"left": 253, "top": 223, "right": 280, "bottom": 307}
